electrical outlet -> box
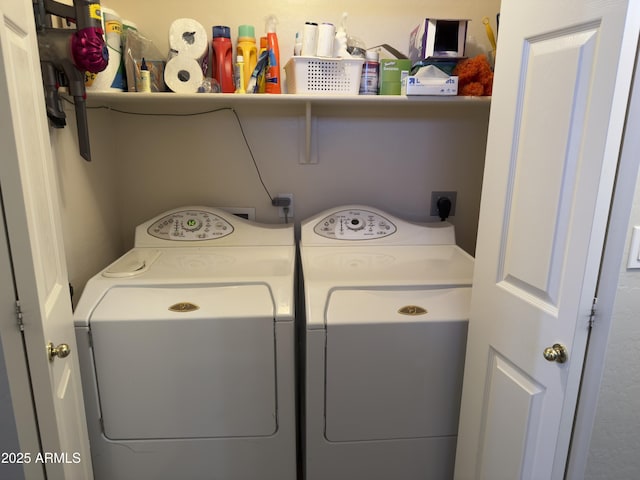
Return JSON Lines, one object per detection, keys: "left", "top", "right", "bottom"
{"left": 430, "top": 191, "right": 457, "bottom": 217}
{"left": 277, "top": 193, "right": 294, "bottom": 219}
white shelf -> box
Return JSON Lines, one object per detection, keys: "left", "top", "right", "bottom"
{"left": 85, "top": 92, "right": 490, "bottom": 164}
{"left": 86, "top": 91, "right": 490, "bottom": 112}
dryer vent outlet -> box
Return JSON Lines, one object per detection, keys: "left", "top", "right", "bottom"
{"left": 430, "top": 191, "right": 457, "bottom": 218}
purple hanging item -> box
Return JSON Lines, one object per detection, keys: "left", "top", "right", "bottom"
{"left": 71, "top": 26, "right": 108, "bottom": 74}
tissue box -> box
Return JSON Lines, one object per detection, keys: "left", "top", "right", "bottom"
{"left": 402, "top": 75, "right": 458, "bottom": 96}
{"left": 409, "top": 19, "right": 468, "bottom": 64}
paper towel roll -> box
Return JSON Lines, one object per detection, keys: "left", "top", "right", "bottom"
{"left": 86, "top": 7, "right": 124, "bottom": 91}
{"left": 301, "top": 22, "right": 318, "bottom": 56}
{"left": 316, "top": 23, "right": 335, "bottom": 57}
{"left": 164, "top": 55, "right": 204, "bottom": 93}
{"left": 169, "top": 18, "right": 208, "bottom": 61}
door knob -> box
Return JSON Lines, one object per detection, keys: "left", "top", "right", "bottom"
{"left": 543, "top": 343, "right": 568, "bottom": 363}
{"left": 47, "top": 342, "right": 71, "bottom": 362}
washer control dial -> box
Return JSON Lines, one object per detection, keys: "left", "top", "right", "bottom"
{"left": 147, "top": 209, "right": 234, "bottom": 241}
{"left": 314, "top": 209, "right": 397, "bottom": 240}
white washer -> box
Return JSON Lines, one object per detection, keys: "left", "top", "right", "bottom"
{"left": 300, "top": 205, "right": 474, "bottom": 480}
{"left": 74, "top": 207, "right": 297, "bottom": 480}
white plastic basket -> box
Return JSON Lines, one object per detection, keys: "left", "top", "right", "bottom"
{"left": 284, "top": 56, "right": 364, "bottom": 94}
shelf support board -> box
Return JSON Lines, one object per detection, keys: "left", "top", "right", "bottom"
{"left": 299, "top": 101, "right": 318, "bottom": 164}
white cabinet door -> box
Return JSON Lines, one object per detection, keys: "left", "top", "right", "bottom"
{"left": 455, "top": 0, "right": 639, "bottom": 478}
{"left": 0, "top": 1, "right": 92, "bottom": 478}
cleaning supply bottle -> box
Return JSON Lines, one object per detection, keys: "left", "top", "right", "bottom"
{"left": 211, "top": 25, "right": 234, "bottom": 93}
{"left": 258, "top": 36, "right": 268, "bottom": 93}
{"left": 265, "top": 15, "right": 281, "bottom": 94}
{"left": 237, "top": 25, "right": 257, "bottom": 90}
{"left": 359, "top": 50, "right": 379, "bottom": 95}
{"left": 235, "top": 55, "right": 246, "bottom": 93}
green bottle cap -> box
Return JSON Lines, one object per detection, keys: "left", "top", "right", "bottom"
{"left": 238, "top": 24, "right": 255, "bottom": 39}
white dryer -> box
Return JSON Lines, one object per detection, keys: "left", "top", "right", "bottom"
{"left": 300, "top": 206, "right": 474, "bottom": 480}
{"left": 74, "top": 207, "right": 297, "bottom": 480}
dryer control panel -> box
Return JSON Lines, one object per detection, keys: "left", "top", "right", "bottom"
{"left": 147, "top": 209, "right": 234, "bottom": 241}
{"left": 314, "top": 209, "right": 397, "bottom": 240}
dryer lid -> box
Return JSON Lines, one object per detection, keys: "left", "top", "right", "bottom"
{"left": 324, "top": 287, "right": 470, "bottom": 442}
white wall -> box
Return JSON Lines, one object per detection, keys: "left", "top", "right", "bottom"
{"left": 105, "top": 0, "right": 499, "bottom": 68}
{"left": 585, "top": 200, "right": 640, "bottom": 477}
{"left": 582, "top": 62, "right": 640, "bottom": 478}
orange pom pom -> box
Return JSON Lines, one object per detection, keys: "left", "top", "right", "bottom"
{"left": 453, "top": 54, "right": 494, "bottom": 96}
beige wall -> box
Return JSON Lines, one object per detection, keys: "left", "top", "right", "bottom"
{"left": 54, "top": 0, "right": 499, "bottom": 301}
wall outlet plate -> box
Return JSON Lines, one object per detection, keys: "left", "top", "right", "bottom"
{"left": 627, "top": 226, "right": 640, "bottom": 268}
{"left": 430, "top": 191, "right": 457, "bottom": 217}
{"left": 277, "top": 193, "right": 294, "bottom": 219}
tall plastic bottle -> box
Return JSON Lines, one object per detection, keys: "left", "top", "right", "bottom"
{"left": 237, "top": 25, "right": 257, "bottom": 90}
{"left": 258, "top": 36, "right": 267, "bottom": 93}
{"left": 265, "top": 15, "right": 281, "bottom": 94}
{"left": 211, "top": 25, "right": 234, "bottom": 93}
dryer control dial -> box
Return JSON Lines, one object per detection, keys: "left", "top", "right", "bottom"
{"left": 147, "top": 209, "right": 234, "bottom": 241}
{"left": 314, "top": 209, "right": 397, "bottom": 240}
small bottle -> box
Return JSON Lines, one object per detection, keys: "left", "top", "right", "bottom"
{"left": 359, "top": 50, "right": 379, "bottom": 95}
{"left": 138, "top": 57, "right": 151, "bottom": 92}
{"left": 235, "top": 55, "right": 246, "bottom": 93}
{"left": 211, "top": 26, "right": 234, "bottom": 93}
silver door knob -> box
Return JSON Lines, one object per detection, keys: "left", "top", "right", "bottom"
{"left": 47, "top": 342, "right": 71, "bottom": 361}
{"left": 543, "top": 343, "right": 568, "bottom": 363}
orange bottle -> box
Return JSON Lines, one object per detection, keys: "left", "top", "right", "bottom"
{"left": 265, "top": 15, "right": 281, "bottom": 94}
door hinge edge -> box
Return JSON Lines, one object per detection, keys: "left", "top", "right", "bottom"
{"left": 15, "top": 300, "right": 24, "bottom": 331}
{"left": 589, "top": 297, "right": 598, "bottom": 327}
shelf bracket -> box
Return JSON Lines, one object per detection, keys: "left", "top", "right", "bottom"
{"left": 298, "top": 101, "right": 318, "bottom": 164}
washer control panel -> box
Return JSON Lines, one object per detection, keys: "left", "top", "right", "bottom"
{"left": 313, "top": 209, "right": 397, "bottom": 240}
{"left": 147, "top": 209, "right": 234, "bottom": 241}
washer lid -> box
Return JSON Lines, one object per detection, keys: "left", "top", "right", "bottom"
{"left": 90, "top": 284, "right": 274, "bottom": 322}
{"left": 89, "top": 284, "right": 277, "bottom": 441}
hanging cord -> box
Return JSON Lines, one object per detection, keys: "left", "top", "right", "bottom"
{"left": 64, "top": 98, "right": 274, "bottom": 202}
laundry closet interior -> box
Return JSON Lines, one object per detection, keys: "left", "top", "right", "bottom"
{"left": 52, "top": 0, "right": 498, "bottom": 478}
{"left": 54, "top": 0, "right": 498, "bottom": 299}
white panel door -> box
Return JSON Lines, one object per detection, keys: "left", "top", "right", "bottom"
{"left": 455, "top": 0, "right": 639, "bottom": 479}
{"left": 0, "top": 0, "right": 92, "bottom": 478}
